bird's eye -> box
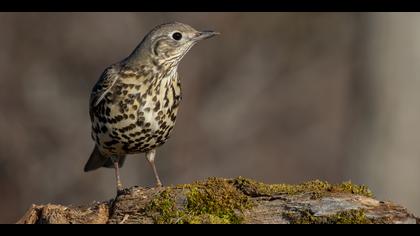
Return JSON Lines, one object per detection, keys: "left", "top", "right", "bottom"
{"left": 172, "top": 32, "right": 182, "bottom": 41}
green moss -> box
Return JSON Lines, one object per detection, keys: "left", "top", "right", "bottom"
{"left": 185, "top": 177, "right": 253, "bottom": 224}
{"left": 146, "top": 188, "right": 185, "bottom": 224}
{"left": 146, "top": 178, "right": 252, "bottom": 224}
{"left": 283, "top": 209, "right": 375, "bottom": 224}
{"left": 331, "top": 181, "right": 373, "bottom": 197}
{"left": 146, "top": 177, "right": 374, "bottom": 224}
{"left": 233, "top": 177, "right": 373, "bottom": 198}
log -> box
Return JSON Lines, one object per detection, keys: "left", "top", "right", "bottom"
{"left": 17, "top": 177, "right": 419, "bottom": 224}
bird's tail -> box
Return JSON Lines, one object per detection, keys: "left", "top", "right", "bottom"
{"left": 84, "top": 146, "right": 127, "bottom": 172}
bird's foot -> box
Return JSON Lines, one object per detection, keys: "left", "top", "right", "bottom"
{"left": 116, "top": 182, "right": 125, "bottom": 196}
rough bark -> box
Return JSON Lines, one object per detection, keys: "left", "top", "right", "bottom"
{"left": 17, "top": 177, "right": 419, "bottom": 224}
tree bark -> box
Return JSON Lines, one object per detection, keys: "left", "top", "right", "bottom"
{"left": 17, "top": 177, "right": 419, "bottom": 224}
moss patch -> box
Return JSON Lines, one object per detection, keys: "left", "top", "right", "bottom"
{"left": 233, "top": 177, "right": 372, "bottom": 198}
{"left": 283, "top": 209, "right": 380, "bottom": 224}
{"left": 330, "top": 181, "right": 372, "bottom": 197}
{"left": 146, "top": 189, "right": 184, "bottom": 224}
{"left": 146, "top": 177, "right": 374, "bottom": 224}
{"left": 146, "top": 178, "right": 252, "bottom": 224}
{"left": 185, "top": 177, "right": 252, "bottom": 224}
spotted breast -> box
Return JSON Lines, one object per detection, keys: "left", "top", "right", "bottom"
{"left": 90, "top": 64, "right": 182, "bottom": 157}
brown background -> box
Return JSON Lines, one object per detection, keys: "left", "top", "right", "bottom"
{"left": 0, "top": 12, "right": 419, "bottom": 223}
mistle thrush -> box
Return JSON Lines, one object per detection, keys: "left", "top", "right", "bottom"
{"left": 84, "top": 22, "right": 219, "bottom": 193}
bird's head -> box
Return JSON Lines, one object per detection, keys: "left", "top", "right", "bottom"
{"left": 129, "top": 22, "right": 219, "bottom": 68}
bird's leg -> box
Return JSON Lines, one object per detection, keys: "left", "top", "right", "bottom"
{"left": 146, "top": 149, "right": 162, "bottom": 187}
{"left": 111, "top": 156, "right": 123, "bottom": 194}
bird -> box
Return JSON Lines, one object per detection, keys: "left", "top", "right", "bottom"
{"left": 83, "top": 22, "right": 219, "bottom": 194}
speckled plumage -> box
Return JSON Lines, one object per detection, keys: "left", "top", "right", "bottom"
{"left": 90, "top": 62, "right": 182, "bottom": 157}
{"left": 84, "top": 22, "right": 218, "bottom": 191}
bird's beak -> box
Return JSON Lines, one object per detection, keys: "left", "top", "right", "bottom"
{"left": 194, "top": 31, "right": 220, "bottom": 41}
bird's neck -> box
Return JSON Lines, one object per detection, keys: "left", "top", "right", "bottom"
{"left": 123, "top": 45, "right": 152, "bottom": 67}
{"left": 124, "top": 46, "right": 179, "bottom": 76}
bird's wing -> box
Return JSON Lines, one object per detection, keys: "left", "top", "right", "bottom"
{"left": 89, "top": 65, "right": 120, "bottom": 122}
{"left": 90, "top": 66, "right": 120, "bottom": 109}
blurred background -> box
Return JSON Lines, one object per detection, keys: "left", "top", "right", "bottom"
{"left": 1, "top": 12, "right": 419, "bottom": 223}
